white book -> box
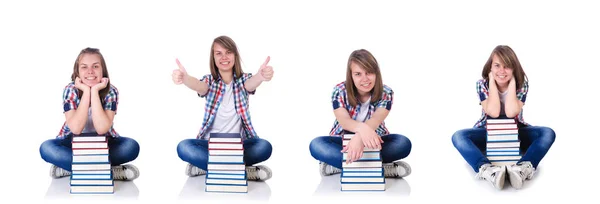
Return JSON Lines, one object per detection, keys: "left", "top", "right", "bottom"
{"left": 342, "top": 167, "right": 383, "bottom": 172}
{"left": 70, "top": 179, "right": 114, "bottom": 185}
{"left": 342, "top": 140, "right": 381, "bottom": 151}
{"left": 341, "top": 183, "right": 385, "bottom": 191}
{"left": 487, "top": 129, "right": 519, "bottom": 135}
{"left": 72, "top": 170, "right": 111, "bottom": 175}
{"left": 71, "top": 174, "right": 112, "bottom": 180}
{"left": 487, "top": 134, "right": 519, "bottom": 142}
{"left": 209, "top": 149, "right": 244, "bottom": 155}
{"left": 207, "top": 174, "right": 246, "bottom": 179}
{"left": 342, "top": 161, "right": 382, "bottom": 168}
{"left": 72, "top": 142, "right": 108, "bottom": 149}
{"left": 487, "top": 142, "right": 520, "bottom": 148}
{"left": 487, "top": 147, "right": 520, "bottom": 152}
{"left": 206, "top": 179, "right": 247, "bottom": 185}
{"left": 209, "top": 138, "right": 242, "bottom": 143}
{"left": 341, "top": 177, "right": 385, "bottom": 183}
{"left": 486, "top": 119, "right": 516, "bottom": 124}
{"left": 208, "top": 155, "right": 244, "bottom": 163}
{"left": 72, "top": 163, "right": 111, "bottom": 171}
{"left": 486, "top": 151, "right": 520, "bottom": 156}
{"left": 343, "top": 152, "right": 381, "bottom": 160}
{"left": 342, "top": 172, "right": 383, "bottom": 177}
{"left": 73, "top": 148, "right": 109, "bottom": 155}
{"left": 488, "top": 155, "right": 522, "bottom": 161}
{"left": 208, "top": 143, "right": 244, "bottom": 149}
{"left": 73, "top": 155, "right": 109, "bottom": 163}
{"left": 207, "top": 164, "right": 246, "bottom": 171}
{"left": 206, "top": 184, "right": 248, "bottom": 193}
{"left": 491, "top": 161, "right": 519, "bottom": 166}
{"left": 70, "top": 186, "right": 114, "bottom": 194}
{"left": 207, "top": 170, "right": 245, "bottom": 175}
{"left": 73, "top": 136, "right": 107, "bottom": 142}
{"left": 486, "top": 124, "right": 518, "bottom": 130}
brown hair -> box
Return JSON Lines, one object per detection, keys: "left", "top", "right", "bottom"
{"left": 71, "top": 47, "right": 111, "bottom": 105}
{"left": 345, "top": 49, "right": 384, "bottom": 107}
{"left": 482, "top": 45, "right": 528, "bottom": 90}
{"left": 209, "top": 36, "right": 243, "bottom": 80}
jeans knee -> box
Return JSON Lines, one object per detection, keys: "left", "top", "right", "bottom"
{"left": 451, "top": 130, "right": 466, "bottom": 148}
{"left": 540, "top": 127, "right": 556, "bottom": 146}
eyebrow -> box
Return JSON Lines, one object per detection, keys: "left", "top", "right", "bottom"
{"left": 80, "top": 62, "right": 100, "bottom": 66}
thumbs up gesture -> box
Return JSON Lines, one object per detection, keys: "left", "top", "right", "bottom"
{"left": 258, "top": 56, "right": 274, "bottom": 82}
{"left": 172, "top": 58, "right": 188, "bottom": 85}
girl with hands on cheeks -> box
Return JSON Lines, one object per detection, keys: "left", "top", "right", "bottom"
{"left": 40, "top": 47, "right": 140, "bottom": 181}
{"left": 174, "top": 36, "right": 274, "bottom": 181}
{"left": 309, "top": 49, "right": 412, "bottom": 178}
{"left": 452, "top": 45, "right": 555, "bottom": 190}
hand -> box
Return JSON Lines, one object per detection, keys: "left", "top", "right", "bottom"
{"left": 341, "top": 135, "right": 364, "bottom": 164}
{"left": 509, "top": 76, "right": 516, "bottom": 89}
{"left": 74, "top": 77, "right": 90, "bottom": 92}
{"left": 91, "top": 78, "right": 109, "bottom": 92}
{"left": 172, "top": 58, "right": 188, "bottom": 85}
{"left": 357, "top": 123, "right": 383, "bottom": 150}
{"left": 488, "top": 71, "right": 495, "bottom": 82}
{"left": 257, "top": 56, "right": 273, "bottom": 81}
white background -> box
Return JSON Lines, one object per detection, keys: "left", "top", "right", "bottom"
{"left": 1, "top": 0, "right": 599, "bottom": 203}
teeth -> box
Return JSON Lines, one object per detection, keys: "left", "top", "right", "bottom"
{"left": 85, "top": 77, "right": 96, "bottom": 80}
{"left": 361, "top": 83, "right": 370, "bottom": 87}
{"left": 221, "top": 62, "right": 229, "bottom": 65}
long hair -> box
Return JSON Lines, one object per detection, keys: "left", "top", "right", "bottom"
{"left": 345, "top": 49, "right": 383, "bottom": 107}
{"left": 209, "top": 36, "right": 243, "bottom": 80}
{"left": 481, "top": 45, "right": 528, "bottom": 90}
{"left": 71, "top": 47, "right": 111, "bottom": 105}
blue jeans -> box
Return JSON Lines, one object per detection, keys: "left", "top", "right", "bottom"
{"left": 309, "top": 134, "right": 412, "bottom": 169}
{"left": 177, "top": 138, "right": 272, "bottom": 170}
{"left": 452, "top": 126, "right": 555, "bottom": 172}
{"left": 39, "top": 133, "right": 140, "bottom": 171}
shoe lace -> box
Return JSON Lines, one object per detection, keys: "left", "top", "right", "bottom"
{"left": 112, "top": 166, "right": 126, "bottom": 180}
{"left": 383, "top": 163, "right": 398, "bottom": 177}
{"left": 518, "top": 162, "right": 535, "bottom": 180}
{"left": 476, "top": 165, "right": 498, "bottom": 181}
{"left": 246, "top": 166, "right": 259, "bottom": 180}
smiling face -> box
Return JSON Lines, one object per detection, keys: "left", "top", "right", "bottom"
{"left": 78, "top": 53, "right": 104, "bottom": 87}
{"left": 490, "top": 54, "right": 514, "bottom": 87}
{"left": 213, "top": 43, "right": 235, "bottom": 73}
{"left": 350, "top": 61, "right": 376, "bottom": 97}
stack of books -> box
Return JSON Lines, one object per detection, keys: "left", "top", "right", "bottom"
{"left": 340, "top": 134, "right": 385, "bottom": 191}
{"left": 205, "top": 133, "right": 247, "bottom": 193}
{"left": 70, "top": 134, "right": 113, "bottom": 194}
{"left": 486, "top": 118, "right": 521, "bottom": 166}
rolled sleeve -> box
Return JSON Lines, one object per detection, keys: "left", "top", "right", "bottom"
{"left": 62, "top": 83, "right": 78, "bottom": 113}
{"left": 376, "top": 86, "right": 394, "bottom": 111}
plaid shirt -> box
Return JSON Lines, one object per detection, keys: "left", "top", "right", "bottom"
{"left": 57, "top": 82, "right": 119, "bottom": 138}
{"left": 329, "top": 82, "right": 393, "bottom": 137}
{"left": 474, "top": 79, "right": 529, "bottom": 128}
{"left": 196, "top": 73, "right": 258, "bottom": 140}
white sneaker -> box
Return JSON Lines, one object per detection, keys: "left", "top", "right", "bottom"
{"left": 383, "top": 161, "right": 412, "bottom": 178}
{"left": 246, "top": 165, "right": 272, "bottom": 181}
{"left": 506, "top": 161, "right": 535, "bottom": 189}
{"left": 112, "top": 164, "right": 140, "bottom": 181}
{"left": 185, "top": 163, "right": 206, "bottom": 177}
{"left": 475, "top": 163, "right": 506, "bottom": 190}
{"left": 319, "top": 162, "right": 341, "bottom": 176}
{"left": 50, "top": 165, "right": 71, "bottom": 178}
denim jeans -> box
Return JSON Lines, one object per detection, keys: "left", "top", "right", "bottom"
{"left": 39, "top": 133, "right": 140, "bottom": 171}
{"left": 309, "top": 134, "right": 412, "bottom": 169}
{"left": 177, "top": 138, "right": 272, "bottom": 170}
{"left": 452, "top": 126, "right": 555, "bottom": 172}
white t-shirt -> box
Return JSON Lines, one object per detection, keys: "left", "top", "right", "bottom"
{"left": 81, "top": 108, "right": 96, "bottom": 134}
{"left": 208, "top": 82, "right": 242, "bottom": 134}
{"left": 355, "top": 97, "right": 371, "bottom": 122}
{"left": 499, "top": 89, "right": 508, "bottom": 116}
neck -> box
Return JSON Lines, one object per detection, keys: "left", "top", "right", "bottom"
{"left": 497, "top": 82, "right": 509, "bottom": 93}
{"left": 220, "top": 70, "right": 234, "bottom": 84}
{"left": 358, "top": 92, "right": 371, "bottom": 103}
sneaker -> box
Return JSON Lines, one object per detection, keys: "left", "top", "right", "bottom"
{"left": 112, "top": 164, "right": 140, "bottom": 181}
{"left": 185, "top": 163, "right": 206, "bottom": 177}
{"left": 246, "top": 165, "right": 272, "bottom": 181}
{"left": 383, "top": 161, "right": 412, "bottom": 178}
{"left": 475, "top": 163, "right": 506, "bottom": 190}
{"left": 506, "top": 161, "right": 535, "bottom": 189}
{"left": 319, "top": 162, "right": 341, "bottom": 176}
{"left": 50, "top": 165, "right": 71, "bottom": 178}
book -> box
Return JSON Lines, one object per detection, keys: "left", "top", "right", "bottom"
{"left": 206, "top": 133, "right": 248, "bottom": 193}
{"left": 341, "top": 134, "right": 385, "bottom": 191}
{"left": 486, "top": 118, "right": 521, "bottom": 166}
{"left": 71, "top": 135, "right": 114, "bottom": 194}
